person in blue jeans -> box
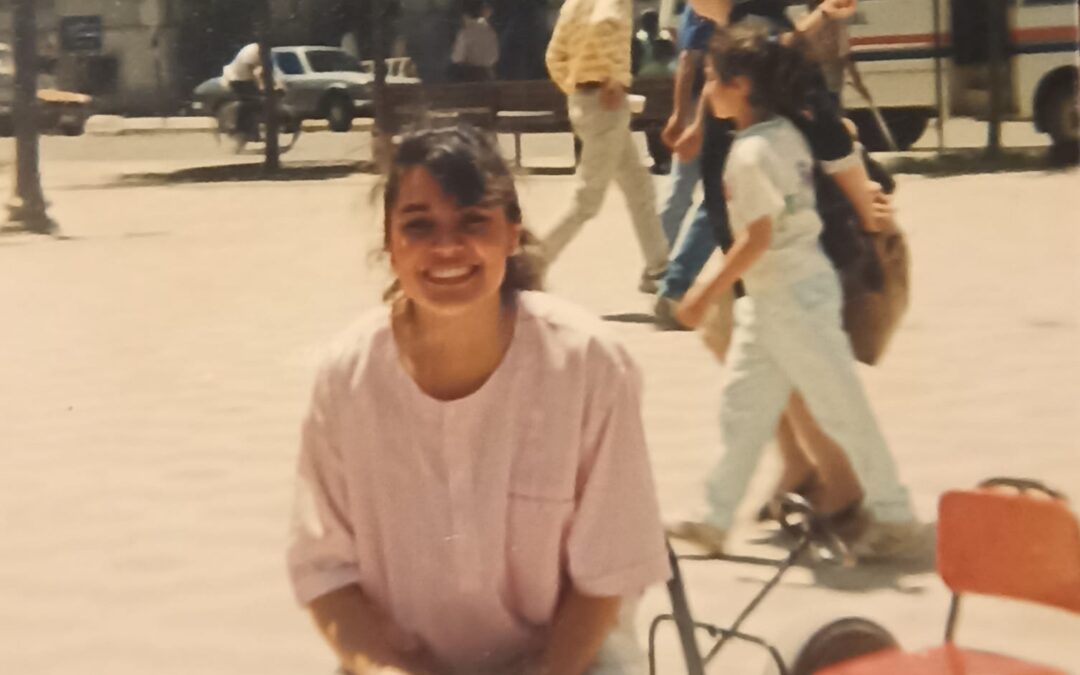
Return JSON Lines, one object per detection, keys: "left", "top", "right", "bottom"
{"left": 654, "top": 7, "right": 720, "bottom": 330}
{"left": 659, "top": 0, "right": 887, "bottom": 331}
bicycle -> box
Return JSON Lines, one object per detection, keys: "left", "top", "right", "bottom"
{"left": 214, "top": 87, "right": 301, "bottom": 155}
{"left": 651, "top": 495, "right": 900, "bottom": 675}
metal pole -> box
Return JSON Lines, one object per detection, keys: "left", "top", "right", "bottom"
{"left": 369, "top": 0, "right": 390, "bottom": 166}
{"left": 986, "top": 0, "right": 1004, "bottom": 157}
{"left": 5, "top": 0, "right": 56, "bottom": 234}
{"left": 259, "top": 2, "right": 281, "bottom": 173}
{"left": 932, "top": 0, "right": 945, "bottom": 151}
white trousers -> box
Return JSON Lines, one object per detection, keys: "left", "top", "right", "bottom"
{"left": 542, "top": 91, "right": 669, "bottom": 276}
{"left": 705, "top": 271, "right": 915, "bottom": 529}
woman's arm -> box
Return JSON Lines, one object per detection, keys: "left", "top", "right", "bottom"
{"left": 689, "top": 0, "right": 733, "bottom": 26}
{"left": 309, "top": 585, "right": 439, "bottom": 675}
{"left": 676, "top": 215, "right": 773, "bottom": 328}
{"left": 662, "top": 49, "right": 704, "bottom": 147}
{"left": 673, "top": 92, "right": 709, "bottom": 161}
{"left": 529, "top": 588, "right": 621, "bottom": 675}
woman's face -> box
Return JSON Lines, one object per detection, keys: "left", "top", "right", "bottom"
{"left": 387, "top": 167, "right": 520, "bottom": 314}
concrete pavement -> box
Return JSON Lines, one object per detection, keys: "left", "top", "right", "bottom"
{"left": 1, "top": 149, "right": 1077, "bottom": 674}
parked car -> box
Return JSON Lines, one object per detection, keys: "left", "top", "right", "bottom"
{"left": 0, "top": 43, "right": 92, "bottom": 137}
{"left": 192, "top": 46, "right": 380, "bottom": 132}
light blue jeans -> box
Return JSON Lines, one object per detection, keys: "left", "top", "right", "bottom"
{"left": 542, "top": 91, "right": 669, "bottom": 276}
{"left": 705, "top": 271, "right": 915, "bottom": 529}
{"left": 656, "top": 155, "right": 716, "bottom": 300}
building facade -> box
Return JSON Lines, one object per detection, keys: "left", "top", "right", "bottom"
{"left": 0, "top": 0, "right": 332, "bottom": 115}
{"left": 0, "top": 0, "right": 662, "bottom": 115}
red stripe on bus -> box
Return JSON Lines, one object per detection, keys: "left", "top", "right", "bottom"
{"left": 850, "top": 25, "right": 1077, "bottom": 49}
{"left": 850, "top": 33, "right": 942, "bottom": 48}
{"left": 1012, "top": 25, "right": 1079, "bottom": 43}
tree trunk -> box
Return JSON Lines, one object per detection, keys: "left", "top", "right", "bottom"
{"left": 369, "top": 0, "right": 392, "bottom": 168}
{"left": 986, "top": 0, "right": 1005, "bottom": 157}
{"left": 5, "top": 0, "right": 56, "bottom": 234}
{"left": 259, "top": 4, "right": 281, "bottom": 174}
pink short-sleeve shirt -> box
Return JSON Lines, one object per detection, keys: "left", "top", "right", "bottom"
{"left": 287, "top": 292, "right": 671, "bottom": 671}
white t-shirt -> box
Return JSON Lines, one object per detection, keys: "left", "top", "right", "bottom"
{"left": 287, "top": 291, "right": 670, "bottom": 672}
{"left": 723, "top": 115, "right": 834, "bottom": 294}
{"left": 222, "top": 43, "right": 262, "bottom": 82}
{"left": 451, "top": 17, "right": 500, "bottom": 68}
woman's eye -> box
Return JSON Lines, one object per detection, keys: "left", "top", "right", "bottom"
{"left": 401, "top": 219, "right": 434, "bottom": 236}
{"left": 460, "top": 214, "right": 491, "bottom": 234}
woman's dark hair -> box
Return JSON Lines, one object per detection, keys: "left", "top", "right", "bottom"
{"left": 462, "top": 0, "right": 488, "bottom": 18}
{"left": 708, "top": 19, "right": 816, "bottom": 121}
{"left": 382, "top": 125, "right": 544, "bottom": 301}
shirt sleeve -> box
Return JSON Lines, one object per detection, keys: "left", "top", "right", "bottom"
{"left": 678, "top": 9, "right": 715, "bottom": 52}
{"left": 545, "top": 16, "right": 573, "bottom": 94}
{"left": 565, "top": 343, "right": 671, "bottom": 598}
{"left": 726, "top": 141, "right": 786, "bottom": 231}
{"left": 286, "top": 361, "right": 362, "bottom": 606}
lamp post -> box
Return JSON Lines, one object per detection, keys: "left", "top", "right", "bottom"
{"left": 5, "top": 0, "right": 57, "bottom": 235}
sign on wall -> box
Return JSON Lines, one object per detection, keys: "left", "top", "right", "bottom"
{"left": 59, "top": 15, "right": 103, "bottom": 52}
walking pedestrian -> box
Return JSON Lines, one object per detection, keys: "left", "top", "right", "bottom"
{"left": 449, "top": 0, "right": 499, "bottom": 82}
{"left": 287, "top": 125, "right": 670, "bottom": 675}
{"left": 543, "top": 0, "right": 671, "bottom": 293}
{"left": 653, "top": 5, "right": 722, "bottom": 329}
{"left": 667, "top": 24, "right": 922, "bottom": 560}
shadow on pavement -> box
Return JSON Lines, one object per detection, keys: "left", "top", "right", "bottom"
{"left": 108, "top": 160, "right": 575, "bottom": 187}
{"left": 884, "top": 145, "right": 1078, "bottom": 177}
{"left": 602, "top": 312, "right": 658, "bottom": 325}
{"left": 743, "top": 523, "right": 939, "bottom": 594}
{"left": 114, "top": 160, "right": 374, "bottom": 186}
{"left": 518, "top": 166, "right": 575, "bottom": 176}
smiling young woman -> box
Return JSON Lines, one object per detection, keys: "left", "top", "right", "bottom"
{"left": 286, "top": 126, "right": 671, "bottom": 675}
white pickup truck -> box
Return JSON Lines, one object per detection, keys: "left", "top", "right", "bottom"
{"left": 0, "top": 43, "right": 92, "bottom": 137}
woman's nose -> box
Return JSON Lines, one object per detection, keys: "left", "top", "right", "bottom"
{"left": 431, "top": 228, "right": 466, "bottom": 253}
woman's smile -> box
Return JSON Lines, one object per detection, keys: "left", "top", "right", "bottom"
{"left": 424, "top": 265, "right": 480, "bottom": 284}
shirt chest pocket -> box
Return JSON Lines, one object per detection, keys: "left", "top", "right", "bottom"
{"left": 507, "top": 408, "right": 578, "bottom": 502}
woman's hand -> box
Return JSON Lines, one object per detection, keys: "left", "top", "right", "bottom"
{"left": 867, "top": 181, "right": 895, "bottom": 232}
{"left": 599, "top": 81, "right": 626, "bottom": 111}
{"left": 820, "top": 0, "right": 857, "bottom": 20}
{"left": 661, "top": 115, "right": 684, "bottom": 149}
{"left": 675, "top": 285, "right": 712, "bottom": 330}
{"left": 673, "top": 122, "right": 704, "bottom": 162}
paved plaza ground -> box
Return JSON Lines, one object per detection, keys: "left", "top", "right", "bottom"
{"left": 1, "top": 129, "right": 1078, "bottom": 674}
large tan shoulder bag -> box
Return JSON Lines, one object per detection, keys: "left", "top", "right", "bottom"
{"left": 697, "top": 219, "right": 909, "bottom": 366}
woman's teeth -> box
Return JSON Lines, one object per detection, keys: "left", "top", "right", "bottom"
{"left": 427, "top": 266, "right": 474, "bottom": 281}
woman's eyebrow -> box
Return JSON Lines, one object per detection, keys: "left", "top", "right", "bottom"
{"left": 397, "top": 202, "right": 430, "bottom": 214}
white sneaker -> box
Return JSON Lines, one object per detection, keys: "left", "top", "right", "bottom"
{"left": 665, "top": 520, "right": 728, "bottom": 556}
{"left": 846, "top": 518, "right": 929, "bottom": 561}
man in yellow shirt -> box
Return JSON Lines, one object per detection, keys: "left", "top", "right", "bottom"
{"left": 544, "top": 0, "right": 670, "bottom": 292}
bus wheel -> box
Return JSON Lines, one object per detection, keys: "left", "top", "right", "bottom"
{"left": 1042, "top": 75, "right": 1079, "bottom": 147}
{"left": 882, "top": 109, "right": 931, "bottom": 151}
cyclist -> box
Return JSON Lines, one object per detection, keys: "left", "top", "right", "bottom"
{"left": 221, "top": 42, "right": 282, "bottom": 141}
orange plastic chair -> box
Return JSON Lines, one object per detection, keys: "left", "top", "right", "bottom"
{"left": 820, "top": 478, "right": 1080, "bottom": 675}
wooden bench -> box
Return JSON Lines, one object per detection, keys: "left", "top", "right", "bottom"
{"left": 382, "top": 78, "right": 675, "bottom": 167}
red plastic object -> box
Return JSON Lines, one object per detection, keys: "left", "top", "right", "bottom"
{"left": 937, "top": 488, "right": 1080, "bottom": 614}
{"left": 819, "top": 486, "right": 1080, "bottom": 675}
{"left": 821, "top": 643, "right": 1066, "bottom": 675}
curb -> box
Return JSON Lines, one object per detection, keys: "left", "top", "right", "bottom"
{"left": 84, "top": 116, "right": 370, "bottom": 137}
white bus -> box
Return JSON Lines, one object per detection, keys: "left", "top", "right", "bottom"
{"left": 817, "top": 0, "right": 1078, "bottom": 149}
